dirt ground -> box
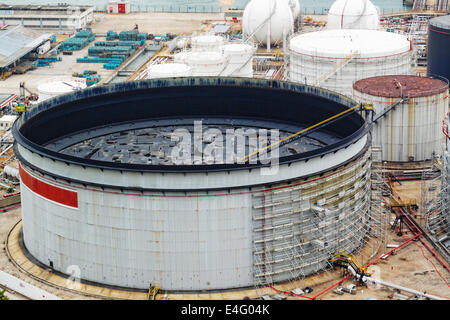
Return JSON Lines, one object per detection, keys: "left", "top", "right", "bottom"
{"left": 90, "top": 12, "right": 225, "bottom": 35}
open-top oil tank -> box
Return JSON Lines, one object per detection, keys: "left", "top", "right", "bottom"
{"left": 14, "top": 77, "right": 372, "bottom": 291}
{"left": 428, "top": 15, "right": 450, "bottom": 82}
{"left": 288, "top": 29, "right": 415, "bottom": 97}
{"left": 353, "top": 75, "right": 449, "bottom": 162}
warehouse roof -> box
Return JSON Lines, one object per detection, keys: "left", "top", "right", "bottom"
{"left": 0, "top": 25, "right": 53, "bottom": 68}
{"left": 0, "top": 4, "right": 94, "bottom": 15}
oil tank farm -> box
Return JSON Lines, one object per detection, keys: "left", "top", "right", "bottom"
{"left": 428, "top": 15, "right": 450, "bottom": 82}
{"left": 288, "top": 29, "right": 415, "bottom": 97}
{"left": 353, "top": 75, "right": 449, "bottom": 162}
{"left": 327, "top": 0, "right": 380, "bottom": 30}
{"left": 13, "top": 77, "right": 373, "bottom": 291}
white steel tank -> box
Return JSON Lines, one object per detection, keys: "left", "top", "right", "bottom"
{"left": 222, "top": 43, "right": 254, "bottom": 77}
{"left": 353, "top": 75, "right": 449, "bottom": 162}
{"left": 38, "top": 78, "right": 87, "bottom": 103}
{"left": 327, "top": 0, "right": 379, "bottom": 30}
{"left": 191, "top": 35, "right": 225, "bottom": 52}
{"left": 146, "top": 63, "right": 192, "bottom": 79}
{"left": 243, "top": 0, "right": 294, "bottom": 45}
{"left": 288, "top": 29, "right": 415, "bottom": 97}
{"left": 184, "top": 51, "right": 226, "bottom": 76}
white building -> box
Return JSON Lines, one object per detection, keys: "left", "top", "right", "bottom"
{"left": 0, "top": 114, "right": 17, "bottom": 131}
{"left": 0, "top": 4, "right": 94, "bottom": 30}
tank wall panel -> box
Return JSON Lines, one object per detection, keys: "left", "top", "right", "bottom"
{"left": 20, "top": 146, "right": 372, "bottom": 291}
{"left": 20, "top": 170, "right": 254, "bottom": 291}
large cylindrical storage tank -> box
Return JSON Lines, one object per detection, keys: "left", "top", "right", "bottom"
{"left": 146, "top": 63, "right": 192, "bottom": 79}
{"left": 222, "top": 43, "right": 254, "bottom": 77}
{"left": 327, "top": 0, "right": 379, "bottom": 30}
{"left": 288, "top": 29, "right": 415, "bottom": 97}
{"left": 191, "top": 35, "right": 225, "bottom": 52}
{"left": 14, "top": 78, "right": 372, "bottom": 291}
{"left": 37, "top": 78, "right": 87, "bottom": 103}
{"left": 353, "top": 75, "right": 449, "bottom": 162}
{"left": 243, "top": 0, "right": 294, "bottom": 45}
{"left": 427, "top": 15, "right": 450, "bottom": 82}
{"left": 184, "top": 51, "right": 226, "bottom": 76}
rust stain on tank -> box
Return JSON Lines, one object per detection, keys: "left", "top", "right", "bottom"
{"left": 353, "top": 75, "right": 448, "bottom": 98}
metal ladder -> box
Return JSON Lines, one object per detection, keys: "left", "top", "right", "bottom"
{"left": 312, "top": 51, "right": 360, "bottom": 87}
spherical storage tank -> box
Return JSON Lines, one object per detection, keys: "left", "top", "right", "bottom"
{"left": 222, "top": 43, "right": 254, "bottom": 77}
{"left": 146, "top": 63, "right": 192, "bottom": 79}
{"left": 327, "top": 0, "right": 379, "bottom": 30}
{"left": 184, "top": 51, "right": 226, "bottom": 76}
{"left": 14, "top": 78, "right": 372, "bottom": 291}
{"left": 427, "top": 15, "right": 450, "bottom": 82}
{"left": 243, "top": 0, "right": 294, "bottom": 45}
{"left": 37, "top": 78, "right": 87, "bottom": 103}
{"left": 288, "top": 29, "right": 415, "bottom": 97}
{"left": 353, "top": 75, "right": 449, "bottom": 162}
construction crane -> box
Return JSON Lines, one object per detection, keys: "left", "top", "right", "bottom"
{"left": 13, "top": 82, "right": 38, "bottom": 113}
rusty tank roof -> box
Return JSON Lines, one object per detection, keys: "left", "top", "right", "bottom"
{"left": 353, "top": 75, "right": 448, "bottom": 98}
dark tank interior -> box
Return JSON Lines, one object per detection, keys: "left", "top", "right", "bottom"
{"left": 14, "top": 78, "right": 368, "bottom": 171}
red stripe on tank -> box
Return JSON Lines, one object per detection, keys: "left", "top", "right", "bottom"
{"left": 19, "top": 164, "right": 78, "bottom": 208}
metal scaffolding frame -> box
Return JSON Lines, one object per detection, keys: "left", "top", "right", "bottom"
{"left": 251, "top": 147, "right": 388, "bottom": 297}
{"left": 423, "top": 152, "right": 450, "bottom": 259}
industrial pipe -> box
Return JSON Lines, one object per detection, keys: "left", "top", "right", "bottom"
{"left": 359, "top": 275, "right": 446, "bottom": 300}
